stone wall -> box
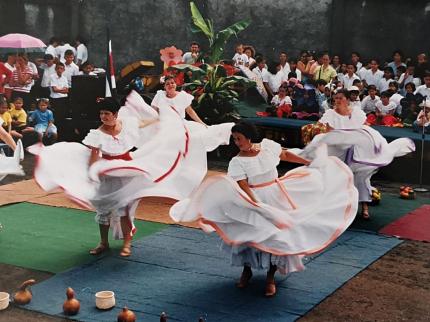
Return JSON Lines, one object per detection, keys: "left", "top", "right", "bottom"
{"left": 1, "top": 0, "right": 430, "bottom": 71}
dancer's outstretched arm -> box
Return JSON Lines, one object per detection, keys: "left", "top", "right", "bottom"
{"left": 0, "top": 126, "right": 16, "bottom": 151}
{"left": 88, "top": 147, "right": 100, "bottom": 167}
{"left": 185, "top": 106, "right": 207, "bottom": 127}
{"left": 280, "top": 149, "right": 310, "bottom": 165}
{"left": 237, "top": 179, "right": 258, "bottom": 203}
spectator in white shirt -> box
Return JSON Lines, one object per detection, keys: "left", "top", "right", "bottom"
{"left": 341, "top": 63, "right": 360, "bottom": 89}
{"left": 243, "top": 46, "right": 256, "bottom": 69}
{"left": 361, "top": 85, "right": 380, "bottom": 114}
{"left": 79, "top": 62, "right": 97, "bottom": 76}
{"left": 45, "top": 37, "right": 60, "bottom": 60}
{"left": 252, "top": 56, "right": 273, "bottom": 98}
{"left": 348, "top": 85, "right": 362, "bottom": 111}
{"left": 376, "top": 91, "right": 397, "bottom": 116}
{"left": 58, "top": 41, "right": 77, "bottom": 63}
{"left": 63, "top": 50, "right": 79, "bottom": 87}
{"left": 75, "top": 36, "right": 88, "bottom": 66}
{"left": 49, "top": 62, "right": 70, "bottom": 132}
{"left": 398, "top": 63, "right": 421, "bottom": 96}
{"left": 232, "top": 44, "right": 249, "bottom": 67}
{"left": 362, "top": 59, "right": 383, "bottom": 88}
{"left": 414, "top": 72, "right": 430, "bottom": 99}
{"left": 377, "top": 67, "right": 395, "bottom": 93}
{"left": 351, "top": 51, "right": 363, "bottom": 71}
{"left": 387, "top": 50, "right": 406, "bottom": 77}
{"left": 40, "top": 54, "right": 56, "bottom": 97}
{"left": 278, "top": 52, "right": 291, "bottom": 79}
{"left": 182, "top": 41, "right": 200, "bottom": 65}
{"left": 388, "top": 81, "right": 404, "bottom": 115}
{"left": 288, "top": 58, "right": 302, "bottom": 81}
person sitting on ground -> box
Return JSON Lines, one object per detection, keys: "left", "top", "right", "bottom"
{"left": 367, "top": 91, "right": 399, "bottom": 126}
{"left": 9, "top": 97, "right": 33, "bottom": 134}
{"left": 361, "top": 85, "right": 380, "bottom": 115}
{"left": 28, "top": 98, "right": 57, "bottom": 143}
{"left": 0, "top": 98, "right": 22, "bottom": 139}
{"left": 271, "top": 85, "right": 292, "bottom": 118}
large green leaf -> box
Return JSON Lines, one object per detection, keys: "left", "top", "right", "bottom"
{"left": 190, "top": 2, "right": 214, "bottom": 43}
{"left": 209, "top": 19, "right": 251, "bottom": 63}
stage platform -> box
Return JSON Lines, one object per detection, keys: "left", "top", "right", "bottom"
{"left": 244, "top": 117, "right": 430, "bottom": 184}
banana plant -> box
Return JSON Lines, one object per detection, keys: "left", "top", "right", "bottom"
{"left": 189, "top": 1, "right": 251, "bottom": 64}
{"left": 171, "top": 63, "right": 255, "bottom": 123}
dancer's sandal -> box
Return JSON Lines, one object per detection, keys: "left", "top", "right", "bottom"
{"left": 361, "top": 210, "right": 371, "bottom": 221}
{"left": 236, "top": 269, "right": 253, "bottom": 289}
{"left": 265, "top": 281, "right": 277, "bottom": 297}
{"left": 89, "top": 243, "right": 109, "bottom": 255}
{"left": 120, "top": 242, "right": 132, "bottom": 257}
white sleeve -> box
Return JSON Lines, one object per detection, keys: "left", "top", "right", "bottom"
{"left": 262, "top": 70, "right": 269, "bottom": 83}
{"left": 82, "top": 130, "right": 101, "bottom": 148}
{"left": 319, "top": 109, "right": 334, "bottom": 126}
{"left": 227, "top": 158, "right": 247, "bottom": 181}
{"left": 151, "top": 91, "right": 164, "bottom": 108}
{"left": 261, "top": 139, "right": 282, "bottom": 157}
{"left": 0, "top": 116, "right": 4, "bottom": 127}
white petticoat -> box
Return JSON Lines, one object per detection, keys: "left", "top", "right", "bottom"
{"left": 0, "top": 140, "right": 24, "bottom": 182}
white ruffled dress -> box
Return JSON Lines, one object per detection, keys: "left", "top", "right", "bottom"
{"left": 170, "top": 139, "right": 358, "bottom": 274}
{"left": 308, "top": 108, "right": 415, "bottom": 202}
{"left": 29, "top": 91, "right": 234, "bottom": 239}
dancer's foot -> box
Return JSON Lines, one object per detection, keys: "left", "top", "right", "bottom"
{"left": 89, "top": 242, "right": 109, "bottom": 255}
{"left": 236, "top": 266, "right": 253, "bottom": 288}
{"left": 265, "top": 280, "right": 276, "bottom": 297}
{"left": 120, "top": 239, "right": 132, "bottom": 257}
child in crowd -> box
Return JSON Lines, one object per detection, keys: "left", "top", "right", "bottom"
{"left": 398, "top": 63, "right": 421, "bottom": 96}
{"left": 288, "top": 59, "right": 301, "bottom": 81}
{"left": 79, "top": 62, "right": 96, "bottom": 76}
{"left": 9, "top": 97, "right": 33, "bottom": 134}
{"left": 29, "top": 98, "right": 57, "bottom": 143}
{"left": 0, "top": 98, "right": 22, "bottom": 139}
{"left": 348, "top": 86, "right": 362, "bottom": 111}
{"left": 243, "top": 46, "right": 256, "bottom": 68}
{"left": 232, "top": 44, "right": 249, "bottom": 67}
{"left": 413, "top": 100, "right": 430, "bottom": 133}
{"left": 63, "top": 49, "right": 79, "bottom": 87}
{"left": 367, "top": 91, "right": 398, "bottom": 126}
{"left": 315, "top": 79, "right": 328, "bottom": 115}
{"left": 361, "top": 85, "right": 380, "bottom": 114}
{"left": 404, "top": 82, "right": 416, "bottom": 95}
{"left": 362, "top": 59, "right": 383, "bottom": 89}
{"left": 400, "top": 95, "right": 421, "bottom": 127}
{"left": 377, "top": 66, "right": 395, "bottom": 93}
{"left": 49, "top": 62, "right": 69, "bottom": 126}
{"left": 341, "top": 63, "right": 360, "bottom": 89}
{"left": 388, "top": 81, "right": 404, "bottom": 115}
{"left": 271, "top": 86, "right": 292, "bottom": 118}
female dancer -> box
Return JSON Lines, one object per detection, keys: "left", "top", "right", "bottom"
{"left": 170, "top": 122, "right": 358, "bottom": 297}
{"left": 307, "top": 89, "right": 415, "bottom": 219}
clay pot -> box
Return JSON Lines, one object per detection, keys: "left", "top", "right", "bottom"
{"left": 117, "top": 306, "right": 136, "bottom": 322}
{"left": 63, "top": 287, "right": 80, "bottom": 316}
{"left": 14, "top": 279, "right": 35, "bottom": 305}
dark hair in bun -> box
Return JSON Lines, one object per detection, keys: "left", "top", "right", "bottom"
{"left": 97, "top": 97, "right": 120, "bottom": 113}
{"left": 231, "top": 121, "right": 260, "bottom": 142}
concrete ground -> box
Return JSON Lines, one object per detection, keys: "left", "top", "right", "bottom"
{"left": 0, "top": 153, "right": 429, "bottom": 321}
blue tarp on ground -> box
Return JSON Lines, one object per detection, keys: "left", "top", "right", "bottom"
{"left": 23, "top": 226, "right": 402, "bottom": 322}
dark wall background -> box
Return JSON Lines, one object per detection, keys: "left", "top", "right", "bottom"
{"left": 1, "top": 0, "right": 429, "bottom": 71}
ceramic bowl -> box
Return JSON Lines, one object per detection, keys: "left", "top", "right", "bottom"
{"left": 0, "top": 292, "right": 10, "bottom": 310}
{"left": 95, "top": 291, "right": 115, "bottom": 310}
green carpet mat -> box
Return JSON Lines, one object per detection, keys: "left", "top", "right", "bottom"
{"left": 351, "top": 194, "right": 429, "bottom": 231}
{"left": 0, "top": 203, "right": 166, "bottom": 273}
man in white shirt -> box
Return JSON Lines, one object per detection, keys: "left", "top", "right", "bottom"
{"left": 45, "top": 37, "right": 59, "bottom": 59}
{"left": 40, "top": 54, "right": 57, "bottom": 97}
{"left": 288, "top": 59, "right": 302, "bottom": 81}
{"left": 182, "top": 42, "right": 200, "bottom": 64}
{"left": 49, "top": 62, "right": 70, "bottom": 133}
{"left": 58, "top": 42, "right": 77, "bottom": 63}
{"left": 362, "top": 59, "right": 383, "bottom": 88}
{"left": 351, "top": 52, "right": 363, "bottom": 71}
{"left": 75, "top": 36, "right": 88, "bottom": 66}
{"left": 252, "top": 56, "right": 273, "bottom": 98}
{"left": 341, "top": 63, "right": 360, "bottom": 89}
{"left": 278, "top": 52, "right": 291, "bottom": 79}
{"left": 414, "top": 72, "right": 430, "bottom": 100}
{"left": 63, "top": 50, "right": 79, "bottom": 87}
{"left": 377, "top": 67, "right": 395, "bottom": 93}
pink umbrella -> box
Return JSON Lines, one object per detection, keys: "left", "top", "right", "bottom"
{"left": 0, "top": 33, "right": 46, "bottom": 53}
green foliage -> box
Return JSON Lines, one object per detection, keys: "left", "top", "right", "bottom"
{"left": 171, "top": 63, "right": 255, "bottom": 124}
{"left": 189, "top": 1, "right": 251, "bottom": 64}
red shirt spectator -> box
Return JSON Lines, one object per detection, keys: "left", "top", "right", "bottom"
{"left": 0, "top": 62, "right": 13, "bottom": 94}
